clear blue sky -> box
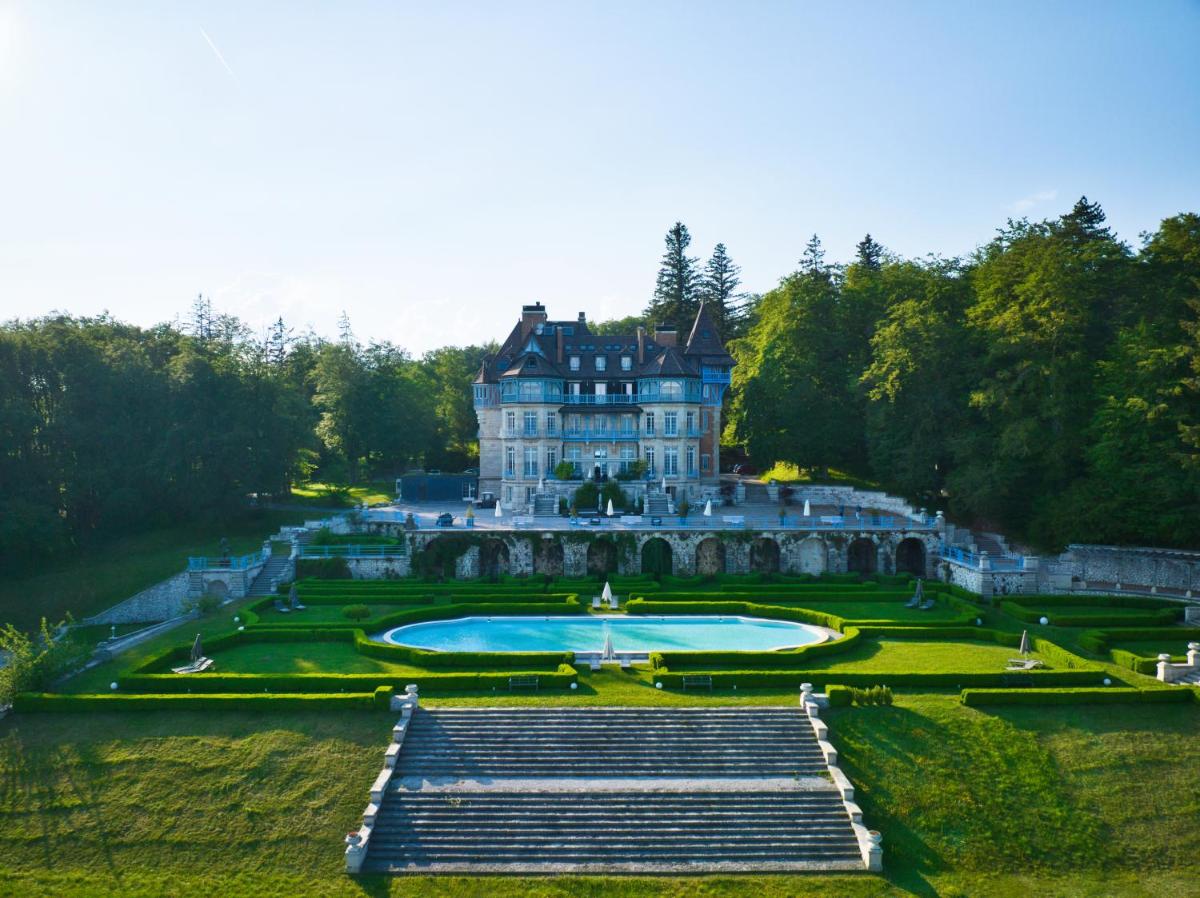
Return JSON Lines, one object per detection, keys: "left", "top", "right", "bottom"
{"left": 1, "top": 1, "right": 1198, "bottom": 352}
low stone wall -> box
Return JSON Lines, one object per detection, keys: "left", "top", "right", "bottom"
{"left": 83, "top": 572, "right": 191, "bottom": 625}
{"left": 346, "top": 556, "right": 412, "bottom": 579}
{"left": 1058, "top": 545, "right": 1200, "bottom": 595}
{"left": 786, "top": 485, "right": 930, "bottom": 520}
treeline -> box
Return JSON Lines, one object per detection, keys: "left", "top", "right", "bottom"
{"left": 0, "top": 302, "right": 488, "bottom": 571}
{"left": 729, "top": 200, "right": 1200, "bottom": 551}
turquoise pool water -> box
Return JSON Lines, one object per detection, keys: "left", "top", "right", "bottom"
{"left": 377, "top": 615, "right": 829, "bottom": 654}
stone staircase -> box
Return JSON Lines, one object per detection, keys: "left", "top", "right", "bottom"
{"left": 396, "top": 707, "right": 827, "bottom": 777}
{"left": 645, "top": 492, "right": 669, "bottom": 515}
{"left": 743, "top": 481, "right": 771, "bottom": 503}
{"left": 359, "top": 706, "right": 868, "bottom": 874}
{"left": 533, "top": 494, "right": 558, "bottom": 516}
{"left": 246, "top": 551, "right": 293, "bottom": 597}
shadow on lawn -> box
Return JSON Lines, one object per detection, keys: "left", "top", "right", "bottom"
{"left": 0, "top": 729, "right": 124, "bottom": 887}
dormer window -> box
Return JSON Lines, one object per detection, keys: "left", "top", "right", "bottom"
{"left": 569, "top": 356, "right": 580, "bottom": 371}
{"left": 620, "top": 356, "right": 632, "bottom": 371}
{"left": 595, "top": 356, "right": 607, "bottom": 372}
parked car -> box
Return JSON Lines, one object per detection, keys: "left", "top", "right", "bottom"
{"left": 435, "top": 512, "right": 454, "bottom": 527}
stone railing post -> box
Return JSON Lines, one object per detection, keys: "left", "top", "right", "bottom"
{"left": 1157, "top": 653, "right": 1174, "bottom": 683}
{"left": 1188, "top": 643, "right": 1200, "bottom": 668}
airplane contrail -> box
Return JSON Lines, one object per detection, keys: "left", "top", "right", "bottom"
{"left": 199, "top": 27, "right": 236, "bottom": 79}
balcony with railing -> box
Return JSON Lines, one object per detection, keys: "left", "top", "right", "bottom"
{"left": 562, "top": 394, "right": 640, "bottom": 406}
{"left": 939, "top": 543, "right": 1026, "bottom": 570}
{"left": 562, "top": 428, "right": 641, "bottom": 441}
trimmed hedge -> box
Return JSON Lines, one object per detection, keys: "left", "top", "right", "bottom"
{"left": 1000, "top": 600, "right": 1178, "bottom": 628}
{"left": 120, "top": 664, "right": 579, "bottom": 694}
{"left": 1077, "top": 626, "right": 1200, "bottom": 673}
{"left": 960, "top": 687, "right": 1195, "bottom": 706}
{"left": 652, "top": 669, "right": 1106, "bottom": 690}
{"left": 1001, "top": 593, "right": 1181, "bottom": 610}
{"left": 134, "top": 621, "right": 575, "bottom": 675}
{"left": 627, "top": 598, "right": 844, "bottom": 631}
{"left": 13, "top": 692, "right": 380, "bottom": 711}
{"left": 651, "top": 627, "right": 864, "bottom": 671}
{"left": 826, "top": 684, "right": 853, "bottom": 707}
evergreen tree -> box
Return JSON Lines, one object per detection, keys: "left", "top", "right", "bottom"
{"left": 189, "top": 293, "right": 214, "bottom": 341}
{"left": 699, "top": 243, "right": 742, "bottom": 337}
{"left": 799, "top": 234, "right": 826, "bottom": 276}
{"left": 645, "top": 222, "right": 701, "bottom": 333}
{"left": 265, "top": 316, "right": 293, "bottom": 367}
{"left": 855, "top": 234, "right": 884, "bottom": 270}
{"left": 337, "top": 311, "right": 355, "bottom": 346}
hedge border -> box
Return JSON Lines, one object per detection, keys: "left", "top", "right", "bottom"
{"left": 959, "top": 687, "right": 1196, "bottom": 706}
{"left": 13, "top": 692, "right": 382, "bottom": 711}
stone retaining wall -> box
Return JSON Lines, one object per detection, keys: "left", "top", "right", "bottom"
{"left": 1058, "top": 545, "right": 1200, "bottom": 594}
{"left": 82, "top": 572, "right": 191, "bottom": 625}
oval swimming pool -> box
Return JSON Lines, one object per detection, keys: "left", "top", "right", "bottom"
{"left": 377, "top": 615, "right": 831, "bottom": 654}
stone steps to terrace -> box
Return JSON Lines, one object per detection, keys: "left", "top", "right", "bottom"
{"left": 359, "top": 706, "right": 871, "bottom": 874}
{"left": 247, "top": 553, "right": 293, "bottom": 597}
{"left": 397, "top": 707, "right": 827, "bottom": 778}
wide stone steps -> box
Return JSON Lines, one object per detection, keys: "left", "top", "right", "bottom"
{"left": 360, "top": 706, "right": 865, "bottom": 873}
{"left": 247, "top": 555, "right": 293, "bottom": 596}
{"left": 363, "top": 790, "right": 859, "bottom": 872}
{"left": 397, "top": 708, "right": 826, "bottom": 777}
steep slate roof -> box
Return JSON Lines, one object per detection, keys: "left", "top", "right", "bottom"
{"left": 685, "top": 302, "right": 735, "bottom": 366}
{"left": 477, "top": 305, "right": 731, "bottom": 383}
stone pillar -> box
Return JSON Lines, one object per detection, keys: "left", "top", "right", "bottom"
{"left": 1188, "top": 643, "right": 1200, "bottom": 667}
{"left": 766, "top": 482, "right": 780, "bottom": 503}
{"left": 734, "top": 481, "right": 746, "bottom": 505}
{"left": 455, "top": 546, "right": 480, "bottom": 579}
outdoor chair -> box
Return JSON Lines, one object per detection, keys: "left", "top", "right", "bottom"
{"left": 589, "top": 658, "right": 601, "bottom": 671}
{"left": 608, "top": 595, "right": 620, "bottom": 609}
{"left": 592, "top": 597, "right": 601, "bottom": 609}
{"left": 171, "top": 657, "right": 214, "bottom": 674}
{"left": 919, "top": 599, "right": 937, "bottom": 611}
{"left": 1005, "top": 658, "right": 1044, "bottom": 671}
{"left": 619, "top": 657, "right": 631, "bottom": 670}
{"left": 903, "top": 596, "right": 920, "bottom": 609}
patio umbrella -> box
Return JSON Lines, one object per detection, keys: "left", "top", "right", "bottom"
{"left": 913, "top": 579, "right": 924, "bottom": 602}
{"left": 602, "top": 631, "right": 616, "bottom": 662}
{"left": 803, "top": 499, "right": 811, "bottom": 517}
{"left": 494, "top": 500, "right": 503, "bottom": 518}
{"left": 1018, "top": 630, "right": 1031, "bottom": 657}
{"left": 190, "top": 633, "right": 203, "bottom": 663}
{"left": 606, "top": 499, "right": 614, "bottom": 516}
{"left": 538, "top": 477, "right": 545, "bottom": 492}
{"left": 602, "top": 581, "right": 613, "bottom": 603}
{"left": 703, "top": 499, "right": 713, "bottom": 517}
{"left": 288, "top": 584, "right": 298, "bottom": 609}
{"left": 661, "top": 475, "right": 667, "bottom": 493}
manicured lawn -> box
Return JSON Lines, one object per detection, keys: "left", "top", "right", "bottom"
{"left": 253, "top": 605, "right": 401, "bottom": 625}
{"left": 791, "top": 600, "right": 969, "bottom": 623}
{"left": 289, "top": 480, "right": 395, "bottom": 508}
{"left": 210, "top": 641, "right": 432, "bottom": 676}
{"left": 1023, "top": 605, "right": 1174, "bottom": 620}
{"left": 1, "top": 692, "right": 1196, "bottom": 897}
{"left": 680, "top": 639, "right": 1055, "bottom": 674}
{"left": 0, "top": 511, "right": 307, "bottom": 633}
{"left": 1108, "top": 638, "right": 1196, "bottom": 659}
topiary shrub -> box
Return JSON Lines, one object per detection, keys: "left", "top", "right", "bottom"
{"left": 574, "top": 482, "right": 599, "bottom": 510}
{"left": 342, "top": 604, "right": 371, "bottom": 620}
{"left": 826, "top": 684, "right": 853, "bottom": 707}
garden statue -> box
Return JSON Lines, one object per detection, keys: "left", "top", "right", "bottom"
{"left": 219, "top": 537, "right": 230, "bottom": 560}
{"left": 403, "top": 512, "right": 417, "bottom": 531}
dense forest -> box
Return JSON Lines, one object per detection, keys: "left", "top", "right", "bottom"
{"left": 1, "top": 199, "right": 1197, "bottom": 574}
{"left": 730, "top": 200, "right": 1200, "bottom": 551}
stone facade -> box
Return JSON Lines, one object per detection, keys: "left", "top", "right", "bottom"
{"left": 394, "top": 527, "right": 940, "bottom": 581}
{"left": 473, "top": 302, "right": 734, "bottom": 512}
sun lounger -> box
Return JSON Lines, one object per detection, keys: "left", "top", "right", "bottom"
{"left": 589, "top": 658, "right": 601, "bottom": 671}
{"left": 903, "top": 596, "right": 920, "bottom": 609}
{"left": 592, "top": 597, "right": 601, "bottom": 609}
{"left": 608, "top": 595, "right": 620, "bottom": 609}
{"left": 919, "top": 599, "right": 937, "bottom": 611}
{"left": 171, "top": 658, "right": 214, "bottom": 674}
{"left": 1005, "top": 659, "right": 1044, "bottom": 670}
{"left": 619, "top": 657, "right": 631, "bottom": 670}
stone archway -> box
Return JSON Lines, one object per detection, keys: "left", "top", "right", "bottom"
{"left": 750, "top": 537, "right": 781, "bottom": 574}
{"left": 695, "top": 537, "right": 726, "bottom": 576}
{"left": 480, "top": 538, "right": 510, "bottom": 578}
{"left": 799, "top": 537, "right": 827, "bottom": 575}
{"left": 534, "top": 539, "right": 564, "bottom": 577}
{"left": 848, "top": 537, "right": 877, "bottom": 575}
{"left": 205, "top": 580, "right": 230, "bottom": 600}
{"left": 896, "top": 537, "right": 926, "bottom": 577}
{"left": 641, "top": 537, "right": 673, "bottom": 576}
{"left": 587, "top": 539, "right": 618, "bottom": 576}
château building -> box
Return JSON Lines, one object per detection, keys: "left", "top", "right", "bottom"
{"left": 473, "top": 302, "right": 734, "bottom": 511}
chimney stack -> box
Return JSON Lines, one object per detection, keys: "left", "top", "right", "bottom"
{"left": 636, "top": 326, "right": 645, "bottom": 364}
{"left": 521, "top": 302, "right": 547, "bottom": 337}
{"left": 654, "top": 325, "right": 677, "bottom": 347}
